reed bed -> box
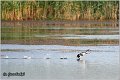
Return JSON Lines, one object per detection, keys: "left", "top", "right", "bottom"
{"left": 1, "top": 1, "right": 119, "bottom": 21}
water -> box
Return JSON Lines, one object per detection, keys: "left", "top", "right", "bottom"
{"left": 1, "top": 44, "right": 119, "bottom": 80}
{"left": 35, "top": 34, "right": 119, "bottom": 39}
{"left": 1, "top": 21, "right": 119, "bottom": 80}
{"left": 1, "top": 21, "right": 119, "bottom": 45}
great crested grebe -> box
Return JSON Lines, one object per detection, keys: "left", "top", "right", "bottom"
{"left": 77, "top": 49, "right": 91, "bottom": 59}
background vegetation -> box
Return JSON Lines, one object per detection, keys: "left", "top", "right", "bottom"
{"left": 1, "top": 1, "right": 119, "bottom": 21}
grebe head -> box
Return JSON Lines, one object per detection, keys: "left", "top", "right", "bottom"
{"left": 85, "top": 49, "right": 91, "bottom": 54}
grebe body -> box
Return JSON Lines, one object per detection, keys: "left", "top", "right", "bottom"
{"left": 77, "top": 49, "right": 91, "bottom": 59}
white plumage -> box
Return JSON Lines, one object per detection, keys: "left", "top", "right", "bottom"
{"left": 77, "top": 49, "right": 91, "bottom": 59}
{"left": 23, "top": 56, "right": 31, "bottom": 59}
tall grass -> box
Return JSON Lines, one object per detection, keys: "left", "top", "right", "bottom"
{"left": 1, "top": 1, "right": 119, "bottom": 21}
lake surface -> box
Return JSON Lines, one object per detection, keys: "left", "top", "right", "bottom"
{"left": 1, "top": 21, "right": 119, "bottom": 80}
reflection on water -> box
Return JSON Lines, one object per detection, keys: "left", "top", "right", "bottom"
{"left": 1, "top": 21, "right": 119, "bottom": 46}
{"left": 35, "top": 34, "right": 119, "bottom": 40}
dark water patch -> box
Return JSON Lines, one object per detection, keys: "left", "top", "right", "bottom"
{"left": 1, "top": 49, "right": 29, "bottom": 52}
{"left": 1, "top": 39, "right": 119, "bottom": 46}
{"left": 2, "top": 26, "right": 118, "bottom": 34}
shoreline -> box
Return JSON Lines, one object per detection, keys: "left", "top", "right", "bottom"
{"left": 1, "top": 39, "right": 119, "bottom": 46}
{"left": 1, "top": 20, "right": 119, "bottom": 28}
{"left": 1, "top": 20, "right": 118, "bottom": 24}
